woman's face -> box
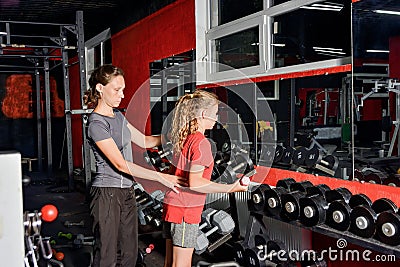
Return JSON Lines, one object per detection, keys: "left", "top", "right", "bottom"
{"left": 99, "top": 75, "right": 125, "bottom": 108}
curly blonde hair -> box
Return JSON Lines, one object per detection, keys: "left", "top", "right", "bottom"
{"left": 170, "top": 90, "right": 218, "bottom": 153}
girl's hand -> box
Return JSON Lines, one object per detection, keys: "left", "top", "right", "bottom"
{"left": 228, "top": 179, "right": 249, "bottom": 193}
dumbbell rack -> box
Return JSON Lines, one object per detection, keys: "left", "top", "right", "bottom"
{"left": 249, "top": 167, "right": 400, "bottom": 262}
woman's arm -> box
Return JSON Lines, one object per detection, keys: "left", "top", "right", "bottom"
{"left": 127, "top": 123, "right": 161, "bottom": 148}
{"left": 187, "top": 164, "right": 247, "bottom": 193}
{"left": 95, "top": 138, "right": 184, "bottom": 192}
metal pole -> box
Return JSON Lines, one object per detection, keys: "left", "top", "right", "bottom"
{"left": 76, "top": 11, "right": 91, "bottom": 197}
{"left": 34, "top": 63, "right": 43, "bottom": 172}
{"left": 43, "top": 48, "right": 53, "bottom": 179}
{"left": 289, "top": 79, "right": 295, "bottom": 147}
{"left": 61, "top": 27, "right": 74, "bottom": 191}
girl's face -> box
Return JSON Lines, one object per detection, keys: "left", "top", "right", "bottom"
{"left": 98, "top": 75, "right": 125, "bottom": 108}
{"left": 203, "top": 104, "right": 219, "bottom": 130}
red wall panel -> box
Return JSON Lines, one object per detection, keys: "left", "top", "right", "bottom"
{"left": 71, "top": 0, "right": 195, "bottom": 167}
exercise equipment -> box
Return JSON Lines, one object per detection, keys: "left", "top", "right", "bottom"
{"left": 243, "top": 234, "right": 270, "bottom": 267}
{"left": 299, "top": 184, "right": 331, "bottom": 227}
{"left": 64, "top": 220, "right": 85, "bottom": 228}
{"left": 40, "top": 204, "right": 58, "bottom": 222}
{"left": 348, "top": 193, "right": 372, "bottom": 208}
{"left": 264, "top": 186, "right": 289, "bottom": 217}
{"left": 232, "top": 241, "right": 247, "bottom": 266}
{"left": 280, "top": 146, "right": 295, "bottom": 164}
{"left": 349, "top": 198, "right": 397, "bottom": 238}
{"left": 324, "top": 187, "right": 352, "bottom": 203}
{"left": 304, "top": 147, "right": 339, "bottom": 176}
{"left": 292, "top": 146, "right": 309, "bottom": 166}
{"left": 274, "top": 145, "right": 285, "bottom": 163}
{"left": 383, "top": 174, "right": 400, "bottom": 187}
{"left": 280, "top": 181, "right": 314, "bottom": 221}
{"left": 325, "top": 200, "right": 352, "bottom": 231}
{"left": 363, "top": 170, "right": 387, "bottom": 184}
{"left": 220, "top": 153, "right": 255, "bottom": 185}
{"left": 276, "top": 178, "right": 296, "bottom": 190}
{"left": 249, "top": 184, "right": 272, "bottom": 213}
{"left": 375, "top": 211, "right": 400, "bottom": 245}
{"left": 144, "top": 142, "right": 173, "bottom": 168}
{"left": 195, "top": 210, "right": 235, "bottom": 254}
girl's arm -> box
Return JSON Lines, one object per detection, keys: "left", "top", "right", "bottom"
{"left": 187, "top": 164, "right": 247, "bottom": 193}
{"left": 127, "top": 123, "right": 161, "bottom": 148}
{"left": 95, "top": 138, "right": 185, "bottom": 192}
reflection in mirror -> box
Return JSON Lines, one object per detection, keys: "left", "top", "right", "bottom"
{"left": 272, "top": 0, "right": 351, "bottom": 68}
{"left": 285, "top": 73, "right": 351, "bottom": 179}
{"left": 352, "top": 0, "right": 400, "bottom": 187}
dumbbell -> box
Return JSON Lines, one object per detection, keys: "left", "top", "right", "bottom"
{"left": 383, "top": 174, "right": 400, "bottom": 187}
{"left": 276, "top": 178, "right": 296, "bottom": 190}
{"left": 64, "top": 220, "right": 85, "bottom": 228}
{"left": 249, "top": 184, "right": 272, "bottom": 214}
{"left": 348, "top": 169, "right": 364, "bottom": 182}
{"left": 195, "top": 210, "right": 235, "bottom": 254}
{"left": 280, "top": 181, "right": 314, "bottom": 221}
{"left": 349, "top": 197, "right": 396, "bottom": 238}
{"left": 363, "top": 171, "right": 387, "bottom": 184}
{"left": 73, "top": 234, "right": 95, "bottom": 248}
{"left": 373, "top": 199, "right": 400, "bottom": 245}
{"left": 144, "top": 142, "right": 173, "bottom": 167}
{"left": 220, "top": 153, "right": 255, "bottom": 185}
{"left": 244, "top": 234, "right": 270, "bottom": 267}
{"left": 233, "top": 241, "right": 247, "bottom": 266}
{"left": 304, "top": 147, "right": 339, "bottom": 175}
{"left": 300, "top": 187, "right": 352, "bottom": 229}
{"left": 324, "top": 188, "right": 353, "bottom": 231}
{"left": 299, "top": 184, "right": 331, "bottom": 227}
{"left": 273, "top": 144, "right": 285, "bottom": 163}
{"left": 265, "top": 239, "right": 288, "bottom": 265}
{"left": 280, "top": 146, "right": 295, "bottom": 164}
{"left": 292, "top": 146, "right": 309, "bottom": 166}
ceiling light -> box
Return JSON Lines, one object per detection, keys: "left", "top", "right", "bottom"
{"left": 313, "top": 46, "right": 343, "bottom": 51}
{"left": 0, "top": 31, "right": 7, "bottom": 36}
{"left": 366, "top": 49, "right": 389, "bottom": 53}
{"left": 271, "top": 43, "right": 286, "bottom": 47}
{"left": 374, "top": 10, "right": 400, "bottom": 16}
{"left": 314, "top": 49, "right": 346, "bottom": 55}
{"left": 300, "top": 2, "right": 343, "bottom": 12}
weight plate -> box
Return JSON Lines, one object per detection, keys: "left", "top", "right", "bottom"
{"left": 306, "top": 184, "right": 331, "bottom": 197}
{"left": 375, "top": 211, "right": 400, "bottom": 246}
{"left": 281, "top": 146, "right": 295, "bottom": 164}
{"left": 300, "top": 195, "right": 328, "bottom": 227}
{"left": 349, "top": 205, "right": 377, "bottom": 238}
{"left": 292, "top": 146, "right": 309, "bottom": 166}
{"left": 325, "top": 200, "right": 352, "bottom": 231}
{"left": 280, "top": 191, "right": 304, "bottom": 221}
{"left": 274, "top": 145, "right": 285, "bottom": 163}
{"left": 304, "top": 146, "right": 323, "bottom": 168}
{"left": 290, "top": 180, "right": 313, "bottom": 193}
{"left": 349, "top": 193, "right": 372, "bottom": 209}
{"left": 250, "top": 184, "right": 272, "bottom": 213}
{"left": 232, "top": 242, "right": 247, "bottom": 266}
{"left": 364, "top": 172, "right": 386, "bottom": 185}
{"left": 383, "top": 174, "right": 400, "bottom": 187}
{"left": 325, "top": 187, "right": 352, "bottom": 203}
{"left": 322, "top": 155, "right": 339, "bottom": 171}
{"left": 244, "top": 247, "right": 263, "bottom": 267}
{"left": 276, "top": 178, "right": 296, "bottom": 190}
{"left": 349, "top": 169, "right": 364, "bottom": 182}
{"left": 371, "top": 198, "right": 398, "bottom": 214}
{"left": 265, "top": 187, "right": 288, "bottom": 217}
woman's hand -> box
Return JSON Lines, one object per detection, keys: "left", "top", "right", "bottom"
{"left": 159, "top": 173, "right": 188, "bottom": 193}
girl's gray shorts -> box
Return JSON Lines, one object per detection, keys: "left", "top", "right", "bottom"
{"left": 162, "top": 221, "right": 199, "bottom": 248}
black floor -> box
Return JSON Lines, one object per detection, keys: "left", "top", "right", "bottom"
{"left": 23, "top": 171, "right": 237, "bottom": 267}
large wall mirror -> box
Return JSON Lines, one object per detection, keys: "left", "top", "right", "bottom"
{"left": 351, "top": 0, "right": 400, "bottom": 186}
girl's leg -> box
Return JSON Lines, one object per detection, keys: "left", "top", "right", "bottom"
{"left": 172, "top": 246, "right": 194, "bottom": 267}
{"left": 164, "top": 238, "right": 173, "bottom": 267}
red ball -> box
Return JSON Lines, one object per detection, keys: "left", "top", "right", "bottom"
{"left": 41, "top": 204, "right": 58, "bottom": 222}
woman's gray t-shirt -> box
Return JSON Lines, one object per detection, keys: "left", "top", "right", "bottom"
{"left": 87, "top": 109, "right": 134, "bottom": 188}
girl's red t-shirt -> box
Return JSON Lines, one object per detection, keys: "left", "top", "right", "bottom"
{"left": 162, "top": 132, "right": 214, "bottom": 224}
